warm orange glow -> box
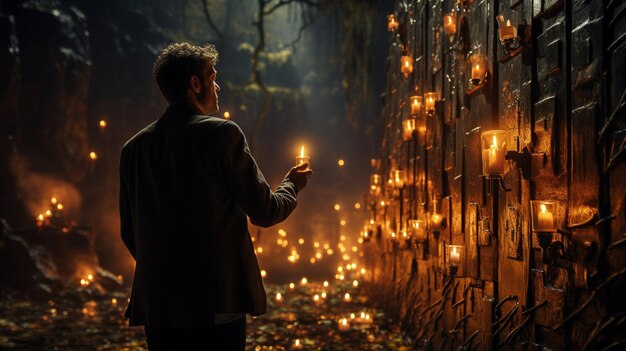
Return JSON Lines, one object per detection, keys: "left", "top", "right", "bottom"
{"left": 344, "top": 293, "right": 351, "bottom": 301}
{"left": 289, "top": 282, "right": 295, "bottom": 290}
{"left": 334, "top": 204, "right": 341, "bottom": 211}
{"left": 89, "top": 151, "right": 97, "bottom": 160}
{"left": 256, "top": 247, "right": 263, "bottom": 254}
{"left": 278, "top": 229, "right": 287, "bottom": 237}
{"left": 99, "top": 120, "right": 107, "bottom": 128}
{"left": 50, "top": 197, "right": 58, "bottom": 204}
{"left": 223, "top": 111, "right": 230, "bottom": 119}
{"left": 323, "top": 281, "right": 329, "bottom": 287}
{"left": 56, "top": 204, "right": 63, "bottom": 210}
{"left": 276, "top": 292, "right": 282, "bottom": 301}
{"left": 354, "top": 202, "right": 361, "bottom": 209}
{"left": 300, "top": 277, "right": 308, "bottom": 285}
{"left": 261, "top": 270, "right": 267, "bottom": 278}
{"left": 540, "top": 204, "right": 547, "bottom": 213}
{"left": 340, "top": 220, "right": 346, "bottom": 226}
{"left": 492, "top": 135, "right": 498, "bottom": 148}
{"left": 300, "top": 146, "right": 305, "bottom": 158}
{"left": 338, "top": 159, "right": 345, "bottom": 166}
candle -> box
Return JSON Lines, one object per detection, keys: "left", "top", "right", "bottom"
{"left": 430, "top": 213, "right": 443, "bottom": 232}
{"left": 537, "top": 204, "right": 554, "bottom": 231}
{"left": 410, "top": 220, "right": 426, "bottom": 242}
{"left": 371, "top": 174, "right": 381, "bottom": 185}
{"left": 387, "top": 14, "right": 399, "bottom": 31}
{"left": 449, "top": 246, "right": 461, "bottom": 266}
{"left": 401, "top": 55, "right": 413, "bottom": 78}
{"left": 394, "top": 169, "right": 406, "bottom": 188}
{"left": 424, "top": 92, "right": 439, "bottom": 114}
{"left": 469, "top": 54, "right": 487, "bottom": 85}
{"left": 443, "top": 12, "right": 457, "bottom": 35}
{"left": 403, "top": 118, "right": 416, "bottom": 141}
{"left": 295, "top": 146, "right": 311, "bottom": 169}
{"left": 497, "top": 15, "right": 517, "bottom": 41}
{"left": 410, "top": 95, "right": 423, "bottom": 116}
{"left": 293, "top": 338, "right": 303, "bottom": 349}
{"left": 481, "top": 131, "right": 506, "bottom": 176}
{"left": 338, "top": 318, "right": 351, "bottom": 332}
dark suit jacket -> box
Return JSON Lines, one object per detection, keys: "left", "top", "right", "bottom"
{"left": 119, "top": 103, "right": 298, "bottom": 327}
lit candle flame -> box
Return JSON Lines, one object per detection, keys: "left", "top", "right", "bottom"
{"left": 506, "top": 19, "right": 512, "bottom": 26}
{"left": 540, "top": 204, "right": 547, "bottom": 213}
{"left": 300, "top": 146, "right": 304, "bottom": 158}
{"left": 491, "top": 135, "right": 498, "bottom": 148}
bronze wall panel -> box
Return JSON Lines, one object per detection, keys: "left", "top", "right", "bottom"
{"left": 365, "top": 0, "right": 626, "bottom": 349}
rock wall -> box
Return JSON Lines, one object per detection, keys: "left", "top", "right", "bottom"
{"left": 364, "top": 0, "right": 626, "bottom": 349}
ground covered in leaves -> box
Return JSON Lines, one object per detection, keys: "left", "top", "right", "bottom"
{"left": 0, "top": 281, "right": 411, "bottom": 350}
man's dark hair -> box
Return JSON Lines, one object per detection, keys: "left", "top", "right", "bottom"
{"left": 153, "top": 42, "right": 219, "bottom": 102}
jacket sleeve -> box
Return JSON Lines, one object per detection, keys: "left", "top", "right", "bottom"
{"left": 119, "top": 147, "right": 136, "bottom": 259}
{"left": 219, "top": 120, "right": 298, "bottom": 228}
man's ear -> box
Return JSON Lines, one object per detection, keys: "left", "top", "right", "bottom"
{"left": 190, "top": 75, "right": 202, "bottom": 93}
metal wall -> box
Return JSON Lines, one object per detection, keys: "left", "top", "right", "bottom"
{"left": 364, "top": 0, "right": 626, "bottom": 349}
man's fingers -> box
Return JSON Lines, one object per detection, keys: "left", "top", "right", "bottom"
{"left": 294, "top": 162, "right": 309, "bottom": 170}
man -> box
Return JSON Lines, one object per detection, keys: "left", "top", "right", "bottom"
{"left": 119, "top": 42, "right": 312, "bottom": 350}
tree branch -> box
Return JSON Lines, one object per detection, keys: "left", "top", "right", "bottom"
{"left": 264, "top": 0, "right": 320, "bottom": 16}
{"left": 201, "top": 0, "right": 224, "bottom": 44}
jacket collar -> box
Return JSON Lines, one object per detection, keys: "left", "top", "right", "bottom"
{"left": 162, "top": 102, "right": 204, "bottom": 119}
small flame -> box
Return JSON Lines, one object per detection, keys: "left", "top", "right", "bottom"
{"left": 452, "top": 247, "right": 458, "bottom": 255}
{"left": 540, "top": 204, "right": 547, "bottom": 213}
{"left": 506, "top": 19, "right": 512, "bottom": 26}
{"left": 492, "top": 135, "right": 498, "bottom": 148}
{"left": 300, "top": 146, "right": 305, "bottom": 157}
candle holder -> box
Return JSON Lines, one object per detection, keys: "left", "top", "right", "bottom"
{"left": 387, "top": 13, "right": 399, "bottom": 32}
{"left": 409, "top": 219, "right": 427, "bottom": 242}
{"left": 393, "top": 169, "right": 406, "bottom": 189}
{"left": 402, "top": 118, "right": 417, "bottom": 141}
{"left": 469, "top": 53, "right": 488, "bottom": 86}
{"left": 446, "top": 244, "right": 464, "bottom": 276}
{"left": 400, "top": 52, "right": 413, "bottom": 78}
{"left": 295, "top": 146, "right": 311, "bottom": 170}
{"left": 496, "top": 11, "right": 530, "bottom": 61}
{"left": 430, "top": 212, "right": 446, "bottom": 238}
{"left": 505, "top": 146, "right": 532, "bottom": 179}
{"left": 409, "top": 95, "right": 423, "bottom": 117}
{"left": 423, "top": 92, "right": 440, "bottom": 116}
{"left": 399, "top": 228, "right": 411, "bottom": 250}
{"left": 443, "top": 12, "right": 457, "bottom": 37}
{"left": 531, "top": 200, "right": 557, "bottom": 264}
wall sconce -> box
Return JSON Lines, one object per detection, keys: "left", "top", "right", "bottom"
{"left": 423, "top": 92, "right": 440, "bottom": 115}
{"left": 443, "top": 12, "right": 457, "bottom": 36}
{"left": 446, "top": 244, "right": 464, "bottom": 276}
{"left": 496, "top": 11, "right": 530, "bottom": 60}
{"left": 402, "top": 118, "right": 417, "bottom": 141}
{"left": 409, "top": 95, "right": 423, "bottom": 116}
{"left": 400, "top": 53, "right": 413, "bottom": 78}
{"left": 393, "top": 169, "right": 406, "bottom": 189}
{"left": 371, "top": 174, "right": 381, "bottom": 186}
{"left": 386, "top": 172, "right": 395, "bottom": 190}
{"left": 481, "top": 130, "right": 507, "bottom": 178}
{"left": 370, "top": 174, "right": 382, "bottom": 196}
{"left": 409, "top": 219, "right": 427, "bottom": 242}
{"left": 430, "top": 212, "right": 445, "bottom": 237}
{"left": 530, "top": 200, "right": 558, "bottom": 264}
{"left": 387, "top": 14, "right": 399, "bottom": 32}
{"left": 469, "top": 53, "right": 488, "bottom": 86}
{"left": 399, "top": 228, "right": 411, "bottom": 250}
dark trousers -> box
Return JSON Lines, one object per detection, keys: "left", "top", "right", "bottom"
{"left": 144, "top": 317, "right": 246, "bottom": 351}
